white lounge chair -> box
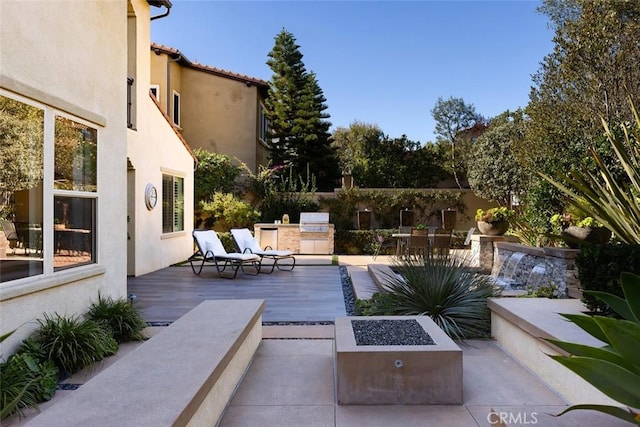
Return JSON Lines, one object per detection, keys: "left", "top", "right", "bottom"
{"left": 230, "top": 228, "right": 295, "bottom": 273}
{"left": 189, "top": 230, "right": 261, "bottom": 279}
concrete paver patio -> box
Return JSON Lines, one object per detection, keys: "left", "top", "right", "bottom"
{"left": 219, "top": 336, "right": 627, "bottom": 427}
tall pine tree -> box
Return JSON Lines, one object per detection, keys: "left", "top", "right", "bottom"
{"left": 265, "top": 29, "right": 339, "bottom": 191}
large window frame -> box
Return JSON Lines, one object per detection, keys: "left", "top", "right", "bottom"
{"left": 0, "top": 90, "right": 99, "bottom": 283}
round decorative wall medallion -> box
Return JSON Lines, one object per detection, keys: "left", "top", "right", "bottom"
{"left": 144, "top": 183, "right": 158, "bottom": 210}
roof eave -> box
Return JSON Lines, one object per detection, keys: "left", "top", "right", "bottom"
{"left": 147, "top": 0, "right": 172, "bottom": 8}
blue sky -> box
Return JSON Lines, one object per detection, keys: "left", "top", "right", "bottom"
{"left": 151, "top": 0, "right": 554, "bottom": 144}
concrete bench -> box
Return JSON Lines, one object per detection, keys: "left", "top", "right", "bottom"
{"left": 25, "top": 299, "right": 265, "bottom": 427}
{"left": 488, "top": 297, "right": 619, "bottom": 406}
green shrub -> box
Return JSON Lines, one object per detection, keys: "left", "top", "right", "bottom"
{"left": 32, "top": 313, "right": 117, "bottom": 374}
{"left": 193, "top": 149, "right": 243, "bottom": 202}
{"left": 335, "top": 230, "right": 368, "bottom": 254}
{"left": 363, "top": 254, "right": 499, "bottom": 340}
{"left": 354, "top": 292, "right": 396, "bottom": 316}
{"left": 575, "top": 244, "right": 640, "bottom": 313}
{"left": 197, "top": 192, "right": 261, "bottom": 230}
{"left": 87, "top": 294, "right": 147, "bottom": 343}
{"left": 0, "top": 349, "right": 58, "bottom": 420}
{"left": 0, "top": 355, "right": 40, "bottom": 420}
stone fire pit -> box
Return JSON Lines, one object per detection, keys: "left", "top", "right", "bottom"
{"left": 334, "top": 316, "right": 462, "bottom": 405}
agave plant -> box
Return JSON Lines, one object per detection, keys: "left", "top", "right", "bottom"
{"left": 370, "top": 253, "right": 499, "bottom": 340}
{"left": 540, "top": 99, "right": 640, "bottom": 244}
{"left": 545, "top": 272, "right": 640, "bottom": 424}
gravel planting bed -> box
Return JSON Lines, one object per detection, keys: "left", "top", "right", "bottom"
{"left": 340, "top": 265, "right": 356, "bottom": 316}
{"left": 351, "top": 319, "right": 435, "bottom": 346}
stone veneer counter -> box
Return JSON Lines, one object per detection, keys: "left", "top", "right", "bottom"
{"left": 253, "top": 223, "right": 335, "bottom": 254}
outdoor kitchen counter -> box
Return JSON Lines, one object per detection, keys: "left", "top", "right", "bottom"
{"left": 253, "top": 223, "right": 335, "bottom": 254}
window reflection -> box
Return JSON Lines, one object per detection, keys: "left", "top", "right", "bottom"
{"left": 54, "top": 197, "right": 95, "bottom": 270}
{"left": 0, "top": 95, "right": 44, "bottom": 282}
{"left": 54, "top": 116, "right": 97, "bottom": 192}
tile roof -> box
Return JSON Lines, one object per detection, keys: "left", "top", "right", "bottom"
{"left": 150, "top": 43, "right": 269, "bottom": 87}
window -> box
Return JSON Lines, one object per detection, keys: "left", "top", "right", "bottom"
{"left": 0, "top": 94, "right": 44, "bottom": 282}
{"left": 54, "top": 116, "right": 97, "bottom": 270}
{"left": 162, "top": 174, "right": 184, "bottom": 233}
{"left": 0, "top": 92, "right": 99, "bottom": 282}
{"left": 258, "top": 102, "right": 269, "bottom": 143}
{"left": 150, "top": 84, "right": 160, "bottom": 102}
{"left": 172, "top": 91, "right": 180, "bottom": 126}
{"left": 127, "top": 77, "right": 134, "bottom": 128}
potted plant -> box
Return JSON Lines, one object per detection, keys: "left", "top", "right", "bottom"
{"left": 550, "top": 213, "right": 611, "bottom": 248}
{"left": 475, "top": 207, "right": 515, "bottom": 236}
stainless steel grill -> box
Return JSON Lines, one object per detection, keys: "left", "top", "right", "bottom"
{"left": 299, "top": 212, "right": 330, "bottom": 254}
{"left": 299, "top": 212, "right": 329, "bottom": 233}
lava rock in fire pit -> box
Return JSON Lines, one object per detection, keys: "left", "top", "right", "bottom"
{"left": 351, "top": 319, "right": 435, "bottom": 346}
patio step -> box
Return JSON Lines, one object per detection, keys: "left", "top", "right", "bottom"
{"left": 24, "top": 299, "right": 265, "bottom": 427}
{"left": 346, "top": 265, "right": 380, "bottom": 300}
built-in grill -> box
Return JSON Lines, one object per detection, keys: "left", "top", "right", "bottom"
{"left": 299, "top": 212, "right": 331, "bottom": 254}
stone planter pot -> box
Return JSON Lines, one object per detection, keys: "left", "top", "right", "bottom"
{"left": 477, "top": 220, "right": 509, "bottom": 236}
{"left": 561, "top": 226, "right": 612, "bottom": 248}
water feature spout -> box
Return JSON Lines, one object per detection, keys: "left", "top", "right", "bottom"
{"left": 495, "top": 252, "right": 528, "bottom": 290}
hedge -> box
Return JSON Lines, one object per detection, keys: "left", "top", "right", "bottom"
{"left": 575, "top": 244, "right": 640, "bottom": 313}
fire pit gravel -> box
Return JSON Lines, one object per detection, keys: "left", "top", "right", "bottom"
{"left": 351, "top": 319, "right": 435, "bottom": 346}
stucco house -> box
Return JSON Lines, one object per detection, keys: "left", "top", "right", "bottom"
{"left": 149, "top": 43, "right": 270, "bottom": 174}
{"left": 0, "top": 0, "right": 194, "bottom": 352}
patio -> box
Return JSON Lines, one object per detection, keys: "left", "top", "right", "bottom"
{"left": 8, "top": 255, "right": 628, "bottom": 426}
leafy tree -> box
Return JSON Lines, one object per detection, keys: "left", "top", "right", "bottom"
{"left": 356, "top": 134, "right": 416, "bottom": 188}
{"left": 332, "top": 122, "right": 449, "bottom": 188}
{"left": 467, "top": 110, "right": 527, "bottom": 205}
{"left": 431, "top": 96, "right": 483, "bottom": 188}
{"left": 265, "top": 29, "right": 338, "bottom": 191}
{"left": 331, "top": 121, "right": 384, "bottom": 179}
{"left": 540, "top": 100, "right": 640, "bottom": 245}
{"left": 193, "top": 149, "right": 243, "bottom": 203}
{"left": 523, "top": 0, "right": 640, "bottom": 228}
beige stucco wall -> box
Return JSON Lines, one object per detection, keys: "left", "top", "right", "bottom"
{"left": 127, "top": 0, "right": 194, "bottom": 276}
{"left": 0, "top": 0, "right": 127, "bottom": 352}
{"left": 149, "top": 51, "right": 183, "bottom": 125}
{"left": 150, "top": 52, "right": 265, "bottom": 173}
{"left": 180, "top": 68, "right": 260, "bottom": 171}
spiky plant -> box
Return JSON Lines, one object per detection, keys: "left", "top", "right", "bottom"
{"left": 33, "top": 313, "right": 117, "bottom": 374}
{"left": 87, "top": 294, "right": 147, "bottom": 343}
{"left": 371, "top": 254, "right": 499, "bottom": 340}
